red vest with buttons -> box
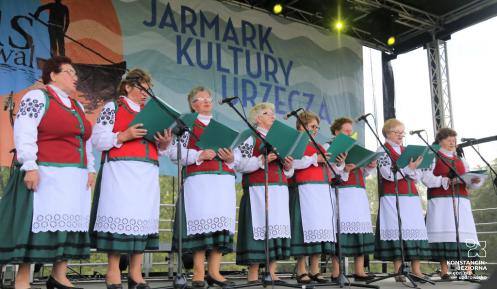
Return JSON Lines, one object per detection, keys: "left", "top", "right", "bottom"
{"left": 242, "top": 137, "right": 288, "bottom": 187}
{"left": 185, "top": 119, "right": 235, "bottom": 177}
{"left": 293, "top": 143, "right": 331, "bottom": 185}
{"left": 381, "top": 142, "right": 418, "bottom": 196}
{"left": 36, "top": 87, "right": 92, "bottom": 168}
{"left": 428, "top": 152, "right": 469, "bottom": 199}
{"left": 107, "top": 97, "right": 158, "bottom": 164}
{"left": 338, "top": 168, "right": 366, "bottom": 188}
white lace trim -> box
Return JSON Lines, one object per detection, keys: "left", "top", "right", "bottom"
{"left": 32, "top": 214, "right": 90, "bottom": 233}
{"left": 187, "top": 216, "right": 235, "bottom": 235}
{"left": 380, "top": 228, "right": 428, "bottom": 241}
{"left": 340, "top": 221, "right": 373, "bottom": 234}
{"left": 93, "top": 215, "right": 159, "bottom": 235}
{"left": 253, "top": 224, "right": 291, "bottom": 240}
{"left": 303, "top": 229, "right": 335, "bottom": 243}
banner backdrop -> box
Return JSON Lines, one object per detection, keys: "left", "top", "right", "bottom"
{"left": 0, "top": 0, "right": 364, "bottom": 175}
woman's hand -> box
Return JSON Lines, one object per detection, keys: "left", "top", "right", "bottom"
{"left": 317, "top": 153, "right": 330, "bottom": 163}
{"left": 198, "top": 149, "right": 216, "bottom": 161}
{"left": 335, "top": 152, "right": 347, "bottom": 164}
{"left": 24, "top": 170, "right": 40, "bottom": 191}
{"left": 87, "top": 172, "right": 96, "bottom": 190}
{"left": 408, "top": 156, "right": 423, "bottom": 170}
{"left": 367, "top": 160, "right": 378, "bottom": 168}
{"left": 155, "top": 128, "right": 173, "bottom": 150}
{"left": 261, "top": 153, "right": 278, "bottom": 164}
{"left": 218, "top": 148, "right": 234, "bottom": 163}
{"left": 283, "top": 156, "right": 294, "bottom": 171}
{"left": 118, "top": 123, "right": 147, "bottom": 143}
{"left": 345, "top": 164, "right": 356, "bottom": 173}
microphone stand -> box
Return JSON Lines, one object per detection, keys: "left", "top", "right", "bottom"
{"left": 287, "top": 112, "right": 378, "bottom": 289}
{"left": 132, "top": 83, "right": 199, "bottom": 289}
{"left": 358, "top": 117, "right": 434, "bottom": 287}
{"left": 462, "top": 140, "right": 497, "bottom": 193}
{"left": 222, "top": 99, "right": 302, "bottom": 289}
{"left": 412, "top": 133, "right": 480, "bottom": 283}
{"left": 4, "top": 91, "right": 17, "bottom": 176}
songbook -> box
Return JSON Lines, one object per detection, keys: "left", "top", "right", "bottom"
{"left": 396, "top": 144, "right": 440, "bottom": 169}
{"left": 327, "top": 133, "right": 356, "bottom": 161}
{"left": 129, "top": 96, "right": 197, "bottom": 142}
{"left": 263, "top": 119, "right": 309, "bottom": 159}
{"left": 461, "top": 169, "right": 488, "bottom": 186}
{"left": 345, "top": 145, "right": 383, "bottom": 168}
{"left": 196, "top": 119, "right": 254, "bottom": 151}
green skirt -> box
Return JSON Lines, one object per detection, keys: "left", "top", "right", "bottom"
{"left": 289, "top": 186, "right": 335, "bottom": 257}
{"left": 236, "top": 188, "right": 291, "bottom": 265}
{"left": 337, "top": 233, "right": 375, "bottom": 257}
{"left": 0, "top": 167, "right": 90, "bottom": 264}
{"left": 90, "top": 167, "right": 159, "bottom": 253}
{"left": 429, "top": 242, "right": 481, "bottom": 261}
{"left": 172, "top": 193, "right": 234, "bottom": 254}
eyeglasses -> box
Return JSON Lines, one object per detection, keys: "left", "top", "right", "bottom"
{"left": 261, "top": 111, "right": 275, "bottom": 117}
{"left": 61, "top": 69, "right": 77, "bottom": 77}
{"left": 309, "top": 125, "right": 320, "bottom": 131}
{"left": 390, "top": 130, "right": 405, "bottom": 136}
{"left": 192, "top": 97, "right": 213, "bottom": 103}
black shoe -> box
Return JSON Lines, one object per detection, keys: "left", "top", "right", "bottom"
{"left": 191, "top": 281, "right": 206, "bottom": 288}
{"left": 309, "top": 273, "right": 327, "bottom": 284}
{"left": 205, "top": 275, "right": 235, "bottom": 287}
{"left": 127, "top": 277, "right": 150, "bottom": 289}
{"left": 272, "top": 280, "right": 287, "bottom": 285}
{"left": 330, "top": 276, "right": 339, "bottom": 283}
{"left": 353, "top": 274, "right": 375, "bottom": 282}
{"left": 46, "top": 276, "right": 82, "bottom": 289}
{"left": 296, "top": 273, "right": 311, "bottom": 284}
{"left": 440, "top": 273, "right": 451, "bottom": 281}
{"left": 246, "top": 280, "right": 260, "bottom": 285}
{"left": 106, "top": 283, "right": 123, "bottom": 289}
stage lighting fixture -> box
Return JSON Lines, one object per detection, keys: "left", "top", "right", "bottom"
{"left": 273, "top": 3, "right": 283, "bottom": 14}
{"left": 387, "top": 36, "right": 396, "bottom": 46}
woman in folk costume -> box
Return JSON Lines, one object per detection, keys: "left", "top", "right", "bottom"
{"left": 234, "top": 102, "right": 294, "bottom": 283}
{"left": 375, "top": 118, "right": 430, "bottom": 282}
{"left": 168, "top": 87, "right": 237, "bottom": 288}
{"left": 0, "top": 56, "right": 95, "bottom": 289}
{"left": 329, "top": 117, "right": 376, "bottom": 282}
{"left": 290, "top": 111, "right": 343, "bottom": 284}
{"left": 90, "top": 69, "right": 172, "bottom": 289}
{"left": 421, "top": 128, "right": 482, "bottom": 280}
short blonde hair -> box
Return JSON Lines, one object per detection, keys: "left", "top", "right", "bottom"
{"left": 382, "top": 118, "right": 404, "bottom": 137}
{"left": 249, "top": 102, "right": 275, "bottom": 125}
{"left": 118, "top": 69, "right": 152, "bottom": 96}
{"left": 187, "top": 86, "right": 211, "bottom": 112}
{"left": 296, "top": 111, "right": 320, "bottom": 130}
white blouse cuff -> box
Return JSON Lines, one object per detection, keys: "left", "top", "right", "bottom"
{"left": 21, "top": 160, "right": 38, "bottom": 171}
{"left": 113, "top": 132, "right": 123, "bottom": 148}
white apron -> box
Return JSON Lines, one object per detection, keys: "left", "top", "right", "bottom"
{"left": 379, "top": 195, "right": 428, "bottom": 241}
{"left": 338, "top": 187, "right": 374, "bottom": 234}
{"left": 250, "top": 185, "right": 291, "bottom": 240}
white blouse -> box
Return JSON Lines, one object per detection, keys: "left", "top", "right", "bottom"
{"left": 377, "top": 139, "right": 422, "bottom": 183}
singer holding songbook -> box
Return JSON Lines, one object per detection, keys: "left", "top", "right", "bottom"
{"left": 329, "top": 117, "right": 376, "bottom": 282}
{"left": 168, "top": 86, "right": 237, "bottom": 288}
{"left": 233, "top": 102, "right": 294, "bottom": 283}
{"left": 289, "top": 111, "right": 341, "bottom": 284}
{"left": 421, "top": 128, "right": 482, "bottom": 279}
{"left": 90, "top": 69, "right": 172, "bottom": 289}
{"left": 375, "top": 118, "right": 430, "bottom": 282}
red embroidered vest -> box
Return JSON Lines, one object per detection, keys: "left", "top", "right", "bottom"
{"left": 338, "top": 168, "right": 366, "bottom": 188}
{"left": 381, "top": 142, "right": 418, "bottom": 196}
{"left": 242, "top": 137, "right": 288, "bottom": 187}
{"left": 107, "top": 97, "right": 158, "bottom": 164}
{"left": 293, "top": 143, "right": 331, "bottom": 185}
{"left": 185, "top": 119, "right": 235, "bottom": 177}
{"left": 428, "top": 152, "right": 469, "bottom": 199}
{"left": 37, "top": 87, "right": 91, "bottom": 168}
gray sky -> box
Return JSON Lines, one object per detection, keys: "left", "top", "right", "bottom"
{"left": 363, "top": 16, "right": 497, "bottom": 170}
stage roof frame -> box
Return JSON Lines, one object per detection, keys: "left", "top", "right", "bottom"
{"left": 223, "top": 0, "right": 497, "bottom": 55}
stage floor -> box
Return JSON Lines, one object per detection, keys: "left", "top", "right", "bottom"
{"left": 33, "top": 277, "right": 482, "bottom": 289}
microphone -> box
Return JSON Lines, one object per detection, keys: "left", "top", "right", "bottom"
{"left": 283, "top": 108, "right": 304, "bottom": 120}
{"left": 409, "top": 129, "right": 425, "bottom": 135}
{"left": 218, "top": 96, "right": 238, "bottom": 105}
{"left": 461, "top": 138, "right": 477, "bottom": 142}
{"left": 356, "top": 113, "right": 372, "bottom": 122}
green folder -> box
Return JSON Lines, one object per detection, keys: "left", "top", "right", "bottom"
{"left": 129, "top": 96, "right": 197, "bottom": 142}
{"left": 327, "top": 133, "right": 357, "bottom": 161}
{"left": 196, "top": 119, "right": 254, "bottom": 151}
{"left": 263, "top": 119, "right": 309, "bottom": 159}
{"left": 345, "top": 145, "right": 384, "bottom": 168}
{"left": 396, "top": 144, "right": 440, "bottom": 169}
